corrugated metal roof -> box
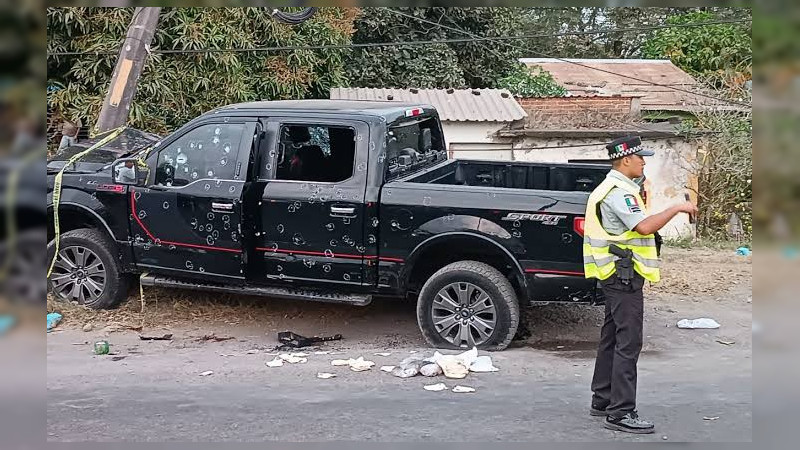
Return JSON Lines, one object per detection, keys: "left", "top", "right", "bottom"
{"left": 329, "top": 87, "right": 527, "bottom": 122}
{"left": 520, "top": 58, "right": 741, "bottom": 112}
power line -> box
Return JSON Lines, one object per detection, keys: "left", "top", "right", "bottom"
{"left": 385, "top": 9, "right": 751, "bottom": 109}
{"left": 46, "top": 18, "right": 750, "bottom": 57}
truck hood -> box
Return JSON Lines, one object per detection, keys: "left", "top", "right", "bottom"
{"left": 47, "top": 128, "right": 161, "bottom": 173}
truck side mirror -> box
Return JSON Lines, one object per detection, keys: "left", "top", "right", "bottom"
{"left": 112, "top": 158, "right": 149, "bottom": 186}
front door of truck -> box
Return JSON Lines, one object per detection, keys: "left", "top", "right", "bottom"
{"left": 131, "top": 120, "right": 257, "bottom": 282}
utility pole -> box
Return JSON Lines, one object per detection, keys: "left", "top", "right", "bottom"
{"left": 95, "top": 7, "right": 161, "bottom": 134}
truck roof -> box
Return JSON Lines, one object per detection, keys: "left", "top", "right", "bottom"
{"left": 215, "top": 99, "right": 434, "bottom": 121}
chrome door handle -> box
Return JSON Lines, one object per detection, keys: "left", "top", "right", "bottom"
{"left": 330, "top": 206, "right": 356, "bottom": 217}
{"left": 212, "top": 202, "right": 234, "bottom": 213}
{"left": 330, "top": 206, "right": 355, "bottom": 215}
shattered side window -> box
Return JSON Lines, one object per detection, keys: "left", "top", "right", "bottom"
{"left": 155, "top": 123, "right": 244, "bottom": 187}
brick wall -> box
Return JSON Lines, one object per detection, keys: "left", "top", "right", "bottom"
{"left": 517, "top": 96, "right": 639, "bottom": 128}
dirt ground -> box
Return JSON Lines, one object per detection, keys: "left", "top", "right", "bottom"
{"left": 47, "top": 246, "right": 752, "bottom": 351}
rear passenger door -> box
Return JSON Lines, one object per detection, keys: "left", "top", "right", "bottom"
{"left": 254, "top": 118, "right": 371, "bottom": 287}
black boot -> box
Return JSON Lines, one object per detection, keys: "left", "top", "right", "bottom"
{"left": 604, "top": 411, "right": 655, "bottom": 434}
{"left": 590, "top": 402, "right": 608, "bottom": 417}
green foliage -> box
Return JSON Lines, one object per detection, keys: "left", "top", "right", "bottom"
{"left": 344, "top": 7, "right": 563, "bottom": 92}
{"left": 47, "top": 7, "right": 358, "bottom": 134}
{"left": 684, "top": 82, "right": 752, "bottom": 241}
{"left": 493, "top": 63, "right": 566, "bottom": 97}
{"left": 641, "top": 10, "right": 751, "bottom": 83}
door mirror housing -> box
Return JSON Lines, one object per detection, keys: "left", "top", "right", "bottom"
{"left": 112, "top": 158, "right": 149, "bottom": 186}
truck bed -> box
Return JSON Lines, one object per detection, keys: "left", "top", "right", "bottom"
{"left": 400, "top": 159, "right": 609, "bottom": 193}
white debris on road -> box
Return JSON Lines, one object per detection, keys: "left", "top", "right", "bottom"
{"left": 677, "top": 318, "right": 721, "bottom": 329}
{"left": 380, "top": 365, "right": 395, "bottom": 372}
{"left": 199, "top": 370, "right": 214, "bottom": 377}
{"left": 469, "top": 355, "right": 499, "bottom": 373}
{"left": 348, "top": 357, "right": 375, "bottom": 372}
{"left": 452, "top": 385, "right": 475, "bottom": 393}
{"left": 420, "top": 363, "right": 443, "bottom": 377}
{"left": 279, "top": 353, "right": 308, "bottom": 364}
{"left": 266, "top": 358, "right": 284, "bottom": 367}
{"left": 330, "top": 357, "right": 376, "bottom": 371}
{"left": 374, "top": 352, "right": 392, "bottom": 357}
{"left": 317, "top": 372, "right": 337, "bottom": 379}
{"left": 423, "top": 383, "right": 448, "bottom": 392}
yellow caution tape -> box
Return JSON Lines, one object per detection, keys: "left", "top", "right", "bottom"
{"left": 47, "top": 126, "right": 127, "bottom": 278}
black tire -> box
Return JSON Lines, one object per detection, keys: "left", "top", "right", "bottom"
{"left": 417, "top": 261, "right": 520, "bottom": 351}
{"left": 47, "top": 228, "right": 129, "bottom": 309}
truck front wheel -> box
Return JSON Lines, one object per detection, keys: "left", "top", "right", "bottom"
{"left": 417, "top": 261, "right": 520, "bottom": 351}
{"left": 47, "top": 228, "right": 129, "bottom": 309}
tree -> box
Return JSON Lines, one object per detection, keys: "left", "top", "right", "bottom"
{"left": 641, "top": 10, "right": 752, "bottom": 84}
{"left": 47, "top": 7, "right": 358, "bottom": 134}
{"left": 344, "top": 7, "right": 564, "bottom": 95}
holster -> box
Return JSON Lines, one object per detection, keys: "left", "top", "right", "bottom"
{"left": 609, "top": 244, "right": 635, "bottom": 285}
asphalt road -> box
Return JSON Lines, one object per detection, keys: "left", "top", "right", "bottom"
{"left": 47, "top": 306, "right": 751, "bottom": 442}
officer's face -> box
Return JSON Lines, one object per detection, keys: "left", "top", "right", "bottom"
{"left": 626, "top": 154, "right": 646, "bottom": 178}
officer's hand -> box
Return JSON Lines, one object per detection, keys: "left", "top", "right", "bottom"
{"left": 677, "top": 201, "right": 698, "bottom": 216}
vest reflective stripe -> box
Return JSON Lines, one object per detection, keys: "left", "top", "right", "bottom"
{"left": 584, "top": 236, "right": 656, "bottom": 248}
{"left": 583, "top": 177, "right": 661, "bottom": 283}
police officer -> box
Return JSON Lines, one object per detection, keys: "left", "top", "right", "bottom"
{"left": 584, "top": 135, "right": 697, "bottom": 434}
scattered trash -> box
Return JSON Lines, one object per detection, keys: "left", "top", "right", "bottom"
{"left": 348, "top": 357, "right": 375, "bottom": 372}
{"left": 197, "top": 334, "right": 235, "bottom": 342}
{"left": 715, "top": 339, "right": 735, "bottom": 346}
{"left": 278, "top": 353, "right": 308, "bottom": 364}
{"left": 317, "top": 372, "right": 337, "bottom": 379}
{"left": 677, "top": 318, "right": 720, "bottom": 329}
{"left": 71, "top": 342, "right": 89, "bottom": 346}
{"left": 409, "top": 350, "right": 418, "bottom": 354}
{"left": 391, "top": 356, "right": 426, "bottom": 378}
{"left": 266, "top": 358, "right": 284, "bottom": 368}
{"left": 199, "top": 370, "right": 214, "bottom": 376}
{"left": 82, "top": 323, "right": 93, "bottom": 333}
{"left": 220, "top": 353, "right": 236, "bottom": 357}
{"left": 46, "top": 312, "right": 62, "bottom": 332}
{"left": 111, "top": 356, "right": 127, "bottom": 362}
{"left": 420, "top": 363, "right": 443, "bottom": 377}
{"left": 289, "top": 352, "right": 309, "bottom": 357}
{"left": 431, "top": 348, "right": 477, "bottom": 379}
{"left": 278, "top": 331, "right": 342, "bottom": 349}
{"left": 140, "top": 334, "right": 173, "bottom": 341}
{"left": 314, "top": 351, "right": 331, "bottom": 355}
{"left": 423, "top": 383, "right": 448, "bottom": 392}
{"left": 0, "top": 315, "right": 15, "bottom": 336}
{"left": 93, "top": 340, "right": 110, "bottom": 355}
{"left": 703, "top": 416, "right": 720, "bottom": 421}
{"left": 330, "top": 357, "right": 374, "bottom": 371}
{"left": 374, "top": 352, "right": 392, "bottom": 357}
{"left": 735, "top": 247, "right": 751, "bottom": 256}
{"left": 380, "top": 365, "right": 395, "bottom": 373}
{"left": 245, "top": 349, "right": 260, "bottom": 355}
{"left": 469, "top": 355, "right": 499, "bottom": 373}
{"left": 662, "top": 436, "right": 668, "bottom": 441}
{"left": 452, "top": 385, "right": 476, "bottom": 393}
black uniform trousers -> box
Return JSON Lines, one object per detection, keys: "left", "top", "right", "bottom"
{"left": 591, "top": 272, "right": 645, "bottom": 418}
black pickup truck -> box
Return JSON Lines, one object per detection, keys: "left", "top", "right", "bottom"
{"left": 47, "top": 100, "right": 609, "bottom": 350}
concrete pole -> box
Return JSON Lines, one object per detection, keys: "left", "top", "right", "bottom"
{"left": 95, "top": 7, "right": 161, "bottom": 133}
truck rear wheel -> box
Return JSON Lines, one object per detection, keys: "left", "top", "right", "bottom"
{"left": 417, "top": 261, "right": 519, "bottom": 351}
{"left": 47, "top": 228, "right": 129, "bottom": 309}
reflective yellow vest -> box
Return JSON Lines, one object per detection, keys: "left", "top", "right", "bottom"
{"left": 583, "top": 177, "right": 661, "bottom": 282}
